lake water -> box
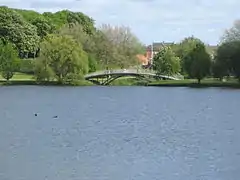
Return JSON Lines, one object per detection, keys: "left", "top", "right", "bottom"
{"left": 0, "top": 86, "right": 240, "bottom": 180}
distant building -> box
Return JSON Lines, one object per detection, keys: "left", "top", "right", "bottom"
{"left": 145, "top": 42, "right": 174, "bottom": 62}
{"left": 136, "top": 54, "right": 148, "bottom": 65}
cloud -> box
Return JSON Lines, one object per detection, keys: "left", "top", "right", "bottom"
{"left": 1, "top": 0, "right": 240, "bottom": 45}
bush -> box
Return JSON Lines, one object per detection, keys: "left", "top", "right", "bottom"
{"left": 19, "top": 59, "right": 36, "bottom": 74}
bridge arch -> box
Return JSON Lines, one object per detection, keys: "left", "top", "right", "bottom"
{"left": 84, "top": 69, "right": 183, "bottom": 85}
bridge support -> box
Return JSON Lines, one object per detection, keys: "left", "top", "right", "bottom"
{"left": 86, "top": 75, "right": 144, "bottom": 85}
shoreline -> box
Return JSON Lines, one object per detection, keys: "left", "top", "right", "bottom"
{"left": 147, "top": 83, "right": 240, "bottom": 88}
{"left": 1, "top": 79, "right": 240, "bottom": 89}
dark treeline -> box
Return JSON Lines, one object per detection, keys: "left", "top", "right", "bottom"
{"left": 0, "top": 6, "right": 144, "bottom": 84}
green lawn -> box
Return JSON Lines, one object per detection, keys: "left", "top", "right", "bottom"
{"left": 0, "top": 72, "right": 34, "bottom": 81}
{"left": 0, "top": 72, "right": 93, "bottom": 86}
{"left": 1, "top": 73, "right": 240, "bottom": 88}
{"left": 149, "top": 78, "right": 240, "bottom": 88}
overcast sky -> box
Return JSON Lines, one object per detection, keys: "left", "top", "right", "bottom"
{"left": 1, "top": 0, "right": 240, "bottom": 45}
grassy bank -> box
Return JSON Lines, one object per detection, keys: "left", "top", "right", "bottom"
{"left": 148, "top": 79, "right": 240, "bottom": 88}
{"left": 1, "top": 73, "right": 240, "bottom": 88}
{"left": 0, "top": 73, "right": 93, "bottom": 86}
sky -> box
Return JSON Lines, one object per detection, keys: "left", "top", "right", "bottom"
{"left": 1, "top": 0, "right": 240, "bottom": 45}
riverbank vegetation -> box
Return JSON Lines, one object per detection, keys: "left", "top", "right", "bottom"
{"left": 0, "top": 6, "right": 144, "bottom": 85}
{"left": 1, "top": 6, "right": 240, "bottom": 87}
{"left": 151, "top": 20, "right": 240, "bottom": 87}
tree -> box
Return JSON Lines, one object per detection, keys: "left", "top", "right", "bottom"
{"left": 59, "top": 24, "right": 96, "bottom": 54}
{"left": 99, "top": 24, "right": 144, "bottom": 68}
{"left": 173, "top": 36, "right": 202, "bottom": 75}
{"left": 230, "top": 41, "right": 240, "bottom": 81}
{"left": 0, "top": 41, "right": 20, "bottom": 81}
{"left": 215, "top": 41, "right": 240, "bottom": 81}
{"left": 43, "top": 10, "right": 95, "bottom": 35}
{"left": 212, "top": 58, "right": 227, "bottom": 81}
{"left": 184, "top": 42, "right": 211, "bottom": 83}
{"left": 34, "top": 59, "right": 54, "bottom": 82}
{"left": 1, "top": 6, "right": 97, "bottom": 60}
{"left": 93, "top": 30, "right": 118, "bottom": 69}
{"left": 153, "top": 46, "right": 180, "bottom": 76}
{"left": 222, "top": 20, "right": 240, "bottom": 42}
{"left": 37, "top": 34, "right": 88, "bottom": 84}
{"left": 59, "top": 24, "right": 104, "bottom": 72}
{"left": 88, "top": 54, "right": 98, "bottom": 73}
{"left": 0, "top": 6, "right": 40, "bottom": 58}
{"left": 217, "top": 20, "right": 240, "bottom": 82}
{"left": 212, "top": 42, "right": 234, "bottom": 80}
{"left": 31, "top": 17, "right": 54, "bottom": 38}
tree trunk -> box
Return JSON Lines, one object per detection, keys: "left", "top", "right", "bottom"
{"left": 197, "top": 78, "right": 201, "bottom": 84}
{"left": 58, "top": 74, "right": 63, "bottom": 84}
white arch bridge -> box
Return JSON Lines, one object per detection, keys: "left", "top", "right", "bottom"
{"left": 84, "top": 69, "right": 183, "bottom": 85}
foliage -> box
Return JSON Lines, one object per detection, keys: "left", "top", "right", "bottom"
{"left": 14, "top": 9, "right": 42, "bottom": 22}
{"left": 213, "top": 21, "right": 240, "bottom": 82}
{"left": 0, "top": 41, "right": 20, "bottom": 81}
{"left": 88, "top": 54, "right": 98, "bottom": 73}
{"left": 31, "top": 17, "right": 54, "bottom": 38}
{"left": 36, "top": 34, "right": 88, "bottom": 84}
{"left": 215, "top": 41, "right": 240, "bottom": 81}
{"left": 173, "top": 37, "right": 202, "bottom": 75}
{"left": 221, "top": 20, "right": 240, "bottom": 42}
{"left": 230, "top": 42, "right": 240, "bottom": 81}
{"left": 43, "top": 10, "right": 95, "bottom": 35}
{"left": 153, "top": 46, "right": 180, "bottom": 76}
{"left": 34, "top": 59, "right": 54, "bottom": 82}
{"left": 59, "top": 24, "right": 96, "bottom": 55}
{"left": 19, "top": 59, "right": 36, "bottom": 74}
{"left": 0, "top": 6, "right": 40, "bottom": 58}
{"left": 184, "top": 42, "right": 211, "bottom": 83}
{"left": 99, "top": 24, "right": 144, "bottom": 68}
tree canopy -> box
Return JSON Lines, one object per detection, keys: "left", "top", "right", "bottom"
{"left": 0, "top": 40, "right": 20, "bottom": 81}
{"left": 213, "top": 20, "right": 240, "bottom": 81}
{"left": 35, "top": 34, "right": 88, "bottom": 84}
{"left": 153, "top": 46, "right": 180, "bottom": 76}
{"left": 0, "top": 6, "right": 96, "bottom": 59}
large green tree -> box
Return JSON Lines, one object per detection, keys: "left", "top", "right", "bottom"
{"left": 212, "top": 42, "right": 233, "bottom": 80}
{"left": 0, "top": 41, "right": 20, "bottom": 81}
{"left": 0, "top": 6, "right": 40, "bottom": 58}
{"left": 172, "top": 36, "right": 202, "bottom": 75}
{"left": 36, "top": 34, "right": 88, "bottom": 84}
{"left": 153, "top": 46, "right": 180, "bottom": 76}
{"left": 43, "top": 10, "right": 95, "bottom": 35}
{"left": 215, "top": 20, "right": 240, "bottom": 82}
{"left": 31, "top": 17, "right": 54, "bottom": 38}
{"left": 215, "top": 41, "right": 240, "bottom": 81}
{"left": 184, "top": 42, "right": 211, "bottom": 83}
{"left": 59, "top": 24, "right": 103, "bottom": 72}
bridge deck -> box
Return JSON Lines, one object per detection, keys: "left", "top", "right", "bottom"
{"left": 84, "top": 69, "right": 183, "bottom": 80}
